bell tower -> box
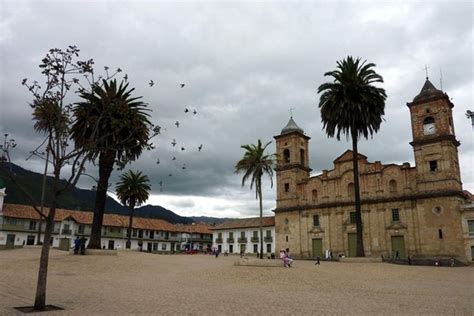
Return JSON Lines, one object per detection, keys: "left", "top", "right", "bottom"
{"left": 407, "top": 78, "right": 462, "bottom": 192}
{"left": 274, "top": 117, "right": 311, "bottom": 209}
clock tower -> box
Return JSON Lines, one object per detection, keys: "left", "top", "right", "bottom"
{"left": 407, "top": 78, "right": 462, "bottom": 192}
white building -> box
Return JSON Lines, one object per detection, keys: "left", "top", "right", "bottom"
{"left": 210, "top": 216, "right": 275, "bottom": 256}
{"left": 0, "top": 197, "right": 212, "bottom": 252}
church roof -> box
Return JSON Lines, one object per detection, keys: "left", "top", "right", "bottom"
{"left": 281, "top": 117, "right": 304, "bottom": 135}
{"left": 413, "top": 78, "right": 445, "bottom": 103}
{"left": 333, "top": 150, "right": 367, "bottom": 164}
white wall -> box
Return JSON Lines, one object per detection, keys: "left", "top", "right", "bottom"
{"left": 212, "top": 226, "right": 275, "bottom": 255}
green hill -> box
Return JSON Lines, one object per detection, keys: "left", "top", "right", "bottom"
{"left": 0, "top": 163, "right": 226, "bottom": 225}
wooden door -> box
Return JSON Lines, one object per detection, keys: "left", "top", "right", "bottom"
{"left": 312, "top": 238, "right": 323, "bottom": 258}
{"left": 391, "top": 236, "right": 406, "bottom": 259}
{"left": 348, "top": 233, "right": 357, "bottom": 257}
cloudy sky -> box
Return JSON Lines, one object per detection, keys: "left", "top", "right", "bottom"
{"left": 0, "top": 1, "right": 472, "bottom": 218}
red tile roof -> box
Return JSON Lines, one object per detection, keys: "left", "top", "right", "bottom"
{"left": 1, "top": 203, "right": 211, "bottom": 233}
{"left": 210, "top": 216, "right": 275, "bottom": 230}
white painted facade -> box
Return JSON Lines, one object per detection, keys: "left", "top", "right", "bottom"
{"left": 212, "top": 226, "right": 275, "bottom": 256}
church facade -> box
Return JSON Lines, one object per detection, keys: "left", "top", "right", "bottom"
{"left": 273, "top": 79, "right": 473, "bottom": 262}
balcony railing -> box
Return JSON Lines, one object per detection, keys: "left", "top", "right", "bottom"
{"left": 226, "top": 238, "right": 234, "bottom": 243}
{"left": 264, "top": 236, "right": 273, "bottom": 242}
{"left": 61, "top": 229, "right": 72, "bottom": 235}
{"left": 251, "top": 237, "right": 259, "bottom": 243}
{"left": 238, "top": 237, "right": 247, "bottom": 243}
{"left": 215, "top": 238, "right": 223, "bottom": 243}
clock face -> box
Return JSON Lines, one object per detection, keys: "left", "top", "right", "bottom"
{"left": 423, "top": 123, "right": 436, "bottom": 135}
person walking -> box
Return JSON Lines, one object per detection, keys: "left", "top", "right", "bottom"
{"left": 73, "top": 236, "right": 80, "bottom": 255}
{"left": 315, "top": 256, "right": 320, "bottom": 265}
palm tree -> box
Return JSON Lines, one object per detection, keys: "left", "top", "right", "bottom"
{"left": 115, "top": 170, "right": 151, "bottom": 249}
{"left": 71, "top": 79, "right": 153, "bottom": 249}
{"left": 235, "top": 139, "right": 275, "bottom": 259}
{"left": 317, "top": 56, "right": 386, "bottom": 257}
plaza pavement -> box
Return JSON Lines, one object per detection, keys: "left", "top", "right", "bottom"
{"left": 0, "top": 247, "right": 472, "bottom": 315}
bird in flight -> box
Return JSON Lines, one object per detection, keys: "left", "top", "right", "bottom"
{"left": 181, "top": 146, "right": 185, "bottom": 151}
{"left": 193, "top": 109, "right": 197, "bottom": 115}
{"left": 182, "top": 164, "right": 186, "bottom": 170}
{"left": 198, "top": 144, "right": 203, "bottom": 151}
{"left": 169, "top": 173, "right": 172, "bottom": 177}
{"left": 180, "top": 83, "right": 185, "bottom": 88}
{"left": 175, "top": 121, "right": 180, "bottom": 128}
{"left": 156, "top": 158, "right": 160, "bottom": 164}
{"left": 149, "top": 80, "right": 154, "bottom": 87}
{"left": 171, "top": 139, "right": 177, "bottom": 147}
{"left": 172, "top": 156, "right": 176, "bottom": 161}
{"left": 184, "top": 108, "right": 189, "bottom": 113}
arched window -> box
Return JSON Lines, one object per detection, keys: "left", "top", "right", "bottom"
{"left": 312, "top": 189, "right": 318, "bottom": 201}
{"left": 300, "top": 149, "right": 305, "bottom": 166}
{"left": 389, "top": 179, "right": 397, "bottom": 193}
{"left": 347, "top": 183, "right": 355, "bottom": 198}
{"left": 283, "top": 149, "right": 290, "bottom": 163}
{"left": 423, "top": 117, "right": 435, "bottom": 124}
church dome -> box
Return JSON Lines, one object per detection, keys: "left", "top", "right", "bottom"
{"left": 281, "top": 117, "right": 304, "bottom": 135}
{"left": 413, "top": 78, "right": 445, "bottom": 103}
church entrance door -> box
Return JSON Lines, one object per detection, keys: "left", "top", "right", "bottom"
{"left": 312, "top": 238, "right": 323, "bottom": 258}
{"left": 391, "top": 236, "right": 406, "bottom": 259}
{"left": 348, "top": 233, "right": 357, "bottom": 257}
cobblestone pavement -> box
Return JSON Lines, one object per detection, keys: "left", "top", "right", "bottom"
{"left": 0, "top": 248, "right": 472, "bottom": 315}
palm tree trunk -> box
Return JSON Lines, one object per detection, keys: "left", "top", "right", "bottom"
{"left": 126, "top": 204, "right": 135, "bottom": 249}
{"left": 88, "top": 150, "right": 115, "bottom": 249}
{"left": 351, "top": 130, "right": 365, "bottom": 257}
{"left": 258, "top": 183, "right": 263, "bottom": 260}
{"left": 33, "top": 164, "right": 60, "bottom": 310}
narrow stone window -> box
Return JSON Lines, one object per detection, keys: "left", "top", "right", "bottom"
{"left": 283, "top": 149, "right": 290, "bottom": 163}
{"left": 392, "top": 209, "right": 400, "bottom": 222}
{"left": 286, "top": 235, "right": 289, "bottom": 242}
{"left": 312, "top": 189, "right": 318, "bottom": 201}
{"left": 438, "top": 229, "right": 443, "bottom": 239}
{"left": 300, "top": 149, "right": 305, "bottom": 166}
{"left": 350, "top": 212, "right": 356, "bottom": 224}
{"left": 429, "top": 160, "right": 438, "bottom": 172}
{"left": 313, "top": 215, "right": 320, "bottom": 227}
{"left": 284, "top": 183, "right": 290, "bottom": 192}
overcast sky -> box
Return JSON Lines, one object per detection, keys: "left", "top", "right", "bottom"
{"left": 0, "top": 0, "right": 472, "bottom": 218}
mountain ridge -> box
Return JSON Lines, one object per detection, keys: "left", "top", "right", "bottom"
{"left": 0, "top": 163, "right": 227, "bottom": 225}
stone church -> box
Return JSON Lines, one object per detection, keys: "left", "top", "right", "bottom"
{"left": 273, "top": 78, "right": 474, "bottom": 261}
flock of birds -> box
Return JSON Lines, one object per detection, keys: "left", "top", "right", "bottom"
{"left": 141, "top": 80, "right": 204, "bottom": 193}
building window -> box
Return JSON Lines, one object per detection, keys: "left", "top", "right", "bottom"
{"left": 253, "top": 231, "right": 258, "bottom": 238}
{"left": 429, "top": 160, "right": 438, "bottom": 172}
{"left": 284, "top": 183, "right": 290, "bottom": 192}
{"left": 149, "top": 230, "right": 154, "bottom": 239}
{"left": 266, "top": 230, "right": 271, "bottom": 237}
{"left": 240, "top": 231, "right": 245, "bottom": 238}
{"left": 29, "top": 221, "right": 37, "bottom": 230}
{"left": 350, "top": 212, "right": 356, "bottom": 224}
{"left": 266, "top": 244, "right": 271, "bottom": 253}
{"left": 78, "top": 224, "right": 85, "bottom": 234}
{"left": 312, "top": 189, "right": 318, "bottom": 201}
{"left": 286, "top": 235, "right": 288, "bottom": 242}
{"left": 229, "top": 245, "right": 233, "bottom": 253}
{"left": 468, "top": 220, "right": 474, "bottom": 235}
{"left": 348, "top": 183, "right": 355, "bottom": 197}
{"left": 313, "top": 215, "right": 320, "bottom": 227}
{"left": 283, "top": 149, "right": 290, "bottom": 163}
{"left": 138, "top": 230, "right": 143, "bottom": 238}
{"left": 392, "top": 209, "right": 400, "bottom": 222}
{"left": 300, "top": 149, "right": 305, "bottom": 166}
{"left": 253, "top": 244, "right": 258, "bottom": 253}
{"left": 389, "top": 180, "right": 397, "bottom": 193}
{"left": 229, "top": 232, "right": 234, "bottom": 239}
{"left": 161, "top": 243, "right": 167, "bottom": 250}
{"left": 218, "top": 232, "right": 222, "bottom": 239}
{"left": 438, "top": 229, "right": 443, "bottom": 239}
{"left": 153, "top": 243, "right": 158, "bottom": 251}
{"left": 132, "top": 229, "right": 137, "bottom": 237}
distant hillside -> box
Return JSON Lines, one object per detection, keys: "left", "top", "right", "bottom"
{"left": 0, "top": 163, "right": 226, "bottom": 224}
